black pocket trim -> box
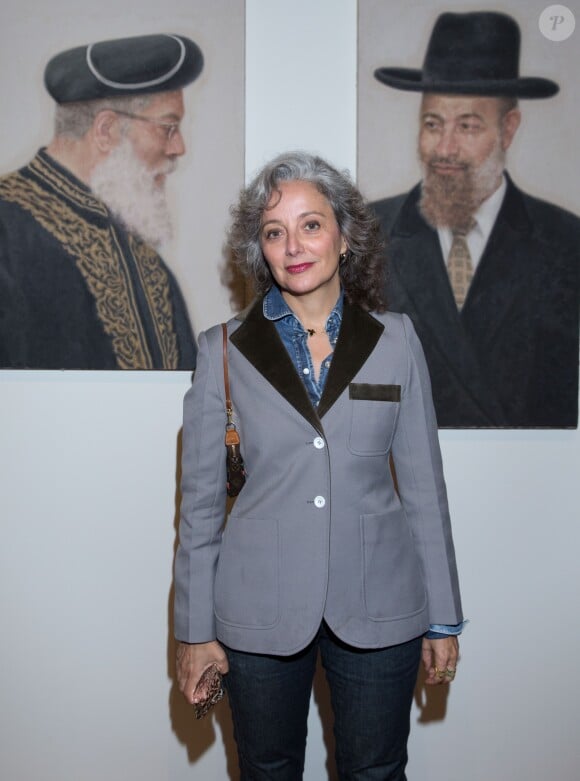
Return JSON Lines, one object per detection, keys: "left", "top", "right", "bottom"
{"left": 349, "top": 383, "right": 401, "bottom": 402}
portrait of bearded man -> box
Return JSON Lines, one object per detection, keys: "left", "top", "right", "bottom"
{"left": 0, "top": 34, "right": 202, "bottom": 370}
{"left": 359, "top": 7, "right": 580, "bottom": 429}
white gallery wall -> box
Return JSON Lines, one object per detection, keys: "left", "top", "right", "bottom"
{"left": 1, "top": 2, "right": 579, "bottom": 780}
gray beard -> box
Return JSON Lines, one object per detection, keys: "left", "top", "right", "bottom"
{"left": 89, "top": 138, "right": 176, "bottom": 249}
{"left": 418, "top": 142, "right": 505, "bottom": 231}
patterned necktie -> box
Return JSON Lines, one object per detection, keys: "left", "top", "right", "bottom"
{"left": 447, "top": 221, "right": 475, "bottom": 309}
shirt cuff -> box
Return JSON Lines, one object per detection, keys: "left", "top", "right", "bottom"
{"left": 424, "top": 620, "right": 469, "bottom": 639}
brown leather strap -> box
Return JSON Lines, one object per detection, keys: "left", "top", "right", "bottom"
{"left": 222, "top": 323, "right": 233, "bottom": 423}
{"left": 222, "top": 323, "right": 246, "bottom": 470}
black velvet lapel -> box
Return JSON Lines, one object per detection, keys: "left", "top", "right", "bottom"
{"left": 230, "top": 297, "right": 385, "bottom": 428}
{"left": 230, "top": 298, "right": 323, "bottom": 433}
{"left": 317, "top": 300, "right": 384, "bottom": 419}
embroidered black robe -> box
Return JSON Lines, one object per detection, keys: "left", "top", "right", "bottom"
{"left": 0, "top": 149, "right": 196, "bottom": 370}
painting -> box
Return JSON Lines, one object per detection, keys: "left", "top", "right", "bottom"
{"left": 358, "top": 0, "right": 579, "bottom": 428}
{"left": 0, "top": 0, "right": 245, "bottom": 370}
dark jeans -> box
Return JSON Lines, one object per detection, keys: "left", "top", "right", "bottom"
{"left": 223, "top": 622, "right": 421, "bottom": 781}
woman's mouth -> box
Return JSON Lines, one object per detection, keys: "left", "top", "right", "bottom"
{"left": 286, "top": 262, "right": 315, "bottom": 274}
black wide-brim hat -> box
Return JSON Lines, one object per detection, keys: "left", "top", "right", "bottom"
{"left": 374, "top": 12, "right": 558, "bottom": 99}
{"left": 45, "top": 33, "right": 204, "bottom": 104}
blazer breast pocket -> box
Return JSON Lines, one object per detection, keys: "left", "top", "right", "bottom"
{"left": 347, "top": 384, "right": 401, "bottom": 456}
{"left": 349, "top": 383, "right": 401, "bottom": 402}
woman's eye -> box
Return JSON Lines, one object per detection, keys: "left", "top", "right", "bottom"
{"left": 264, "top": 229, "right": 281, "bottom": 240}
{"left": 304, "top": 221, "right": 320, "bottom": 231}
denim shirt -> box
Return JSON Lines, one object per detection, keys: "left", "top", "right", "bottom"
{"left": 262, "top": 286, "right": 465, "bottom": 641}
{"left": 263, "top": 285, "right": 343, "bottom": 407}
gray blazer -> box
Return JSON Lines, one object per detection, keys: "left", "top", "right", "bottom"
{"left": 174, "top": 297, "right": 463, "bottom": 655}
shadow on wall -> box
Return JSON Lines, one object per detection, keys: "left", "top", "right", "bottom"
{"left": 168, "top": 659, "right": 238, "bottom": 772}
{"left": 220, "top": 243, "right": 254, "bottom": 316}
{"left": 414, "top": 664, "right": 451, "bottom": 722}
{"left": 166, "top": 427, "right": 240, "bottom": 778}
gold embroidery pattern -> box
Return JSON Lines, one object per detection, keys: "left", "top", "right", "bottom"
{"left": 29, "top": 154, "right": 108, "bottom": 216}
{"left": 128, "top": 235, "right": 179, "bottom": 369}
{"left": 0, "top": 169, "right": 163, "bottom": 369}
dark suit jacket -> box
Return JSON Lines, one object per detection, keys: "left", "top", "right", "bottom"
{"left": 371, "top": 175, "right": 580, "bottom": 428}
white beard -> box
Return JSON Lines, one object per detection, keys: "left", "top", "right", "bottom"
{"left": 89, "top": 137, "right": 176, "bottom": 249}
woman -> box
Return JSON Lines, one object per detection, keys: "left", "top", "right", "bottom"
{"left": 175, "top": 152, "right": 464, "bottom": 780}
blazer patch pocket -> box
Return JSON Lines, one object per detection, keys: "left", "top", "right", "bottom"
{"left": 349, "top": 383, "right": 401, "bottom": 402}
{"left": 348, "top": 384, "right": 400, "bottom": 456}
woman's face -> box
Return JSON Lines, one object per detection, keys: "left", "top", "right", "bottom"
{"left": 260, "top": 180, "right": 346, "bottom": 303}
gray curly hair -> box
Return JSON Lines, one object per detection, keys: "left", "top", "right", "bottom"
{"left": 228, "top": 151, "right": 386, "bottom": 312}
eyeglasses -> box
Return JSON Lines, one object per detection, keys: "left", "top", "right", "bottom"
{"left": 112, "top": 110, "right": 181, "bottom": 141}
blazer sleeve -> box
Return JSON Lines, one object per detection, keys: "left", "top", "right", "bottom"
{"left": 173, "top": 328, "right": 228, "bottom": 643}
{"left": 390, "top": 314, "right": 464, "bottom": 626}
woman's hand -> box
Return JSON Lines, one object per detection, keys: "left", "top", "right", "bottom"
{"left": 422, "top": 636, "right": 459, "bottom": 685}
{"left": 176, "top": 640, "right": 229, "bottom": 704}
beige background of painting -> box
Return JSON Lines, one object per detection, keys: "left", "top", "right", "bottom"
{"left": 357, "top": 0, "right": 579, "bottom": 216}
{"left": 1, "top": 0, "right": 245, "bottom": 334}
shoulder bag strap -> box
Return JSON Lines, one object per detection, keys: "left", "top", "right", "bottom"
{"left": 222, "top": 323, "right": 239, "bottom": 446}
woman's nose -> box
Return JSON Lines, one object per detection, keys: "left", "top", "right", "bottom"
{"left": 285, "top": 230, "right": 303, "bottom": 256}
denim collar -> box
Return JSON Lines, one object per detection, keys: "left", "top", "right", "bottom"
{"left": 263, "top": 285, "right": 344, "bottom": 335}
